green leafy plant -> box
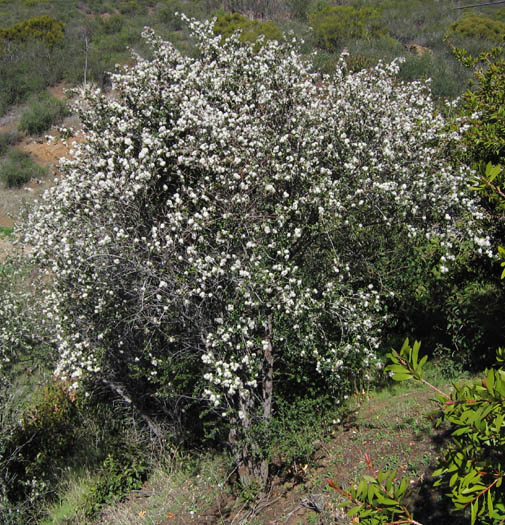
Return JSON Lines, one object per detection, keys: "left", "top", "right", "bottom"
{"left": 1, "top": 381, "right": 79, "bottom": 506}
{"left": 0, "top": 149, "right": 47, "bottom": 187}
{"left": 333, "top": 338, "right": 505, "bottom": 524}
{"left": 329, "top": 454, "right": 418, "bottom": 524}
{"left": 0, "top": 16, "right": 64, "bottom": 47}
{"left": 449, "top": 46, "right": 505, "bottom": 170}
{"left": 448, "top": 15, "right": 505, "bottom": 44}
{"left": 386, "top": 340, "right": 505, "bottom": 524}
{"left": 82, "top": 452, "right": 147, "bottom": 518}
{"left": 0, "top": 131, "right": 19, "bottom": 156}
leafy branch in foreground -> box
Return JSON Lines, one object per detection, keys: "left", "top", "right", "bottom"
{"left": 333, "top": 339, "right": 505, "bottom": 524}
{"left": 387, "top": 340, "right": 505, "bottom": 525}
{"left": 329, "top": 453, "right": 420, "bottom": 525}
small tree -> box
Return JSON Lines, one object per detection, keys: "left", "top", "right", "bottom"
{"left": 22, "top": 18, "right": 486, "bottom": 486}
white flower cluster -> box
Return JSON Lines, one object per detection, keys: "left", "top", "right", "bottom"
{"left": 21, "top": 19, "right": 485, "bottom": 434}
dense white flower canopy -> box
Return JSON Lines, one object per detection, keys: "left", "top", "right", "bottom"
{"left": 20, "top": 18, "right": 486, "bottom": 444}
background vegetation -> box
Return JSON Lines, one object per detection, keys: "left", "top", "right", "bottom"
{"left": 1, "top": 1, "right": 505, "bottom": 524}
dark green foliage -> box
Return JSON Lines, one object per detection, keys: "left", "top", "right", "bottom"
{"left": 344, "top": 53, "right": 374, "bottom": 73}
{"left": 330, "top": 462, "right": 415, "bottom": 524}
{"left": 156, "top": 0, "right": 206, "bottom": 31}
{"left": 98, "top": 14, "right": 124, "bottom": 35}
{"left": 382, "top": 342, "right": 505, "bottom": 524}
{"left": 0, "top": 149, "right": 47, "bottom": 187}
{"left": 455, "top": 48, "right": 505, "bottom": 168}
{"left": 213, "top": 12, "right": 281, "bottom": 44}
{"left": 117, "top": 0, "right": 147, "bottom": 15}
{"left": 449, "top": 15, "right": 505, "bottom": 44}
{"left": 399, "top": 52, "right": 463, "bottom": 99}
{"left": 0, "top": 372, "right": 154, "bottom": 520}
{"left": 0, "top": 38, "right": 71, "bottom": 116}
{"left": 268, "top": 397, "right": 338, "bottom": 472}
{"left": 0, "top": 15, "right": 64, "bottom": 46}
{"left": 309, "top": 6, "right": 385, "bottom": 51}
{"left": 495, "top": 8, "right": 505, "bottom": 24}
{"left": 382, "top": 236, "right": 505, "bottom": 373}
{"left": 18, "top": 93, "right": 68, "bottom": 135}
{"left": 82, "top": 453, "right": 147, "bottom": 518}
{"left": 0, "top": 131, "right": 19, "bottom": 156}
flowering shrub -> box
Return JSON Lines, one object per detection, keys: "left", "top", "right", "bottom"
{"left": 22, "top": 18, "right": 486, "bottom": 484}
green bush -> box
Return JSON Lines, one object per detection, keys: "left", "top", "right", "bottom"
{"left": 0, "top": 130, "right": 19, "bottom": 156}
{"left": 309, "top": 5, "right": 385, "bottom": 51}
{"left": 0, "top": 149, "right": 47, "bottom": 187}
{"left": 82, "top": 452, "right": 147, "bottom": 518}
{"left": 98, "top": 14, "right": 124, "bottom": 35}
{"left": 213, "top": 12, "right": 282, "bottom": 45}
{"left": 449, "top": 15, "right": 505, "bottom": 44}
{"left": 455, "top": 48, "right": 505, "bottom": 168}
{"left": 117, "top": 0, "right": 147, "bottom": 15}
{"left": 333, "top": 342, "right": 505, "bottom": 524}
{"left": 0, "top": 16, "right": 64, "bottom": 46}
{"left": 495, "top": 7, "right": 505, "bottom": 24}
{"left": 18, "top": 94, "right": 68, "bottom": 136}
{"left": 398, "top": 52, "right": 463, "bottom": 99}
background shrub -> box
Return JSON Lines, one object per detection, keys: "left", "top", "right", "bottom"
{"left": 213, "top": 12, "right": 282, "bottom": 44}
{"left": 0, "top": 149, "right": 47, "bottom": 187}
{"left": 18, "top": 93, "right": 68, "bottom": 135}
{"left": 0, "top": 131, "right": 19, "bottom": 156}
{"left": 0, "top": 15, "right": 64, "bottom": 46}
{"left": 309, "top": 5, "right": 385, "bottom": 51}
{"left": 449, "top": 15, "right": 505, "bottom": 44}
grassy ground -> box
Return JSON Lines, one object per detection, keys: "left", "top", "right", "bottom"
{"left": 41, "top": 366, "right": 474, "bottom": 524}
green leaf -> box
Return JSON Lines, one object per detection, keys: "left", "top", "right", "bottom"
{"left": 391, "top": 373, "right": 414, "bottom": 381}
{"left": 450, "top": 472, "right": 459, "bottom": 487}
{"left": 376, "top": 493, "right": 400, "bottom": 506}
{"left": 488, "top": 487, "right": 494, "bottom": 517}
{"left": 386, "top": 364, "right": 409, "bottom": 374}
{"left": 487, "top": 369, "right": 495, "bottom": 396}
{"left": 367, "top": 483, "right": 376, "bottom": 504}
{"left": 485, "top": 162, "right": 502, "bottom": 182}
{"left": 471, "top": 500, "right": 478, "bottom": 525}
{"left": 412, "top": 340, "right": 419, "bottom": 369}
{"left": 347, "top": 505, "right": 361, "bottom": 517}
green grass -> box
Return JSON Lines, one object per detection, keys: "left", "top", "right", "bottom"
{"left": 40, "top": 469, "right": 99, "bottom": 525}
{"left": 43, "top": 452, "right": 233, "bottom": 525}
